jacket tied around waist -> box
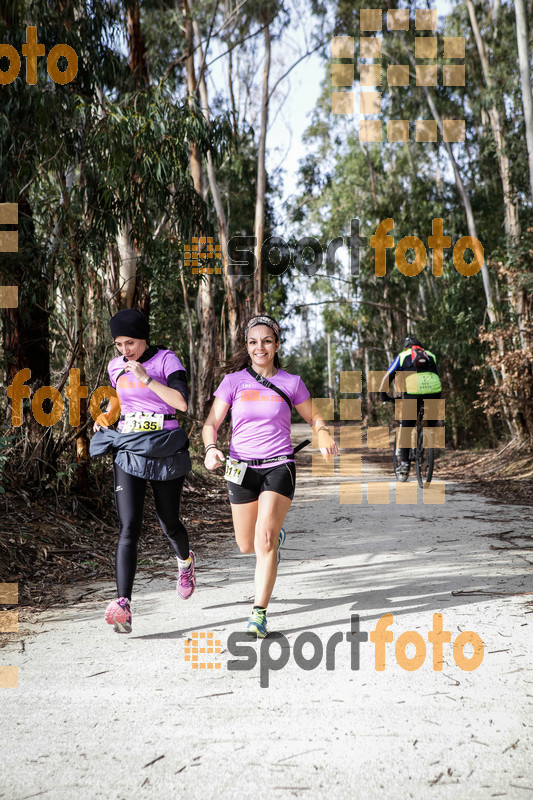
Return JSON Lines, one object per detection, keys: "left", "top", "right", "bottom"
{"left": 90, "top": 427, "right": 191, "bottom": 481}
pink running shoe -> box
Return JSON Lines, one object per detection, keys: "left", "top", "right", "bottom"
{"left": 177, "top": 550, "right": 196, "bottom": 600}
{"left": 105, "top": 597, "right": 132, "bottom": 634}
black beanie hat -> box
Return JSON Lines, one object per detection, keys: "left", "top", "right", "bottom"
{"left": 110, "top": 309, "right": 150, "bottom": 341}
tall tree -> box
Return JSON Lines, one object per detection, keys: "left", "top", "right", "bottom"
{"left": 253, "top": 8, "right": 272, "bottom": 313}
{"left": 465, "top": 0, "right": 520, "bottom": 244}
{"left": 514, "top": 0, "right": 533, "bottom": 203}
{"left": 183, "top": 0, "right": 217, "bottom": 419}
{"left": 191, "top": 8, "right": 240, "bottom": 353}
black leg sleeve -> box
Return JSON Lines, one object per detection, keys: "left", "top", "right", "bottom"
{"left": 400, "top": 417, "right": 416, "bottom": 463}
{"left": 113, "top": 463, "right": 147, "bottom": 599}
{"left": 150, "top": 475, "right": 190, "bottom": 561}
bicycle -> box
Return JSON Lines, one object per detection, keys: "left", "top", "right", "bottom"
{"left": 384, "top": 396, "right": 434, "bottom": 487}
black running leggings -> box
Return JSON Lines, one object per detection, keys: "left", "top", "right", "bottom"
{"left": 113, "top": 463, "right": 190, "bottom": 599}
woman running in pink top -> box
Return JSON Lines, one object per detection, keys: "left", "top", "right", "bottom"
{"left": 202, "top": 315, "right": 337, "bottom": 637}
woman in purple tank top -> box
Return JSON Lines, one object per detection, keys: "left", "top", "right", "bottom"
{"left": 92, "top": 309, "right": 195, "bottom": 634}
{"left": 202, "top": 315, "right": 337, "bottom": 638}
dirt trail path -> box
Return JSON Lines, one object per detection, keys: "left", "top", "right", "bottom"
{"left": 1, "top": 425, "right": 532, "bottom": 799}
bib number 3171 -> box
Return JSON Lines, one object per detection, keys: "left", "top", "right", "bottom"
{"left": 224, "top": 458, "right": 247, "bottom": 485}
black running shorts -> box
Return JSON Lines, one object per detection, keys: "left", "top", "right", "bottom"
{"left": 227, "top": 461, "right": 296, "bottom": 504}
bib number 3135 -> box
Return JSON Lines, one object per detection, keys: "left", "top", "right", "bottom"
{"left": 122, "top": 412, "right": 164, "bottom": 433}
{"left": 224, "top": 458, "right": 248, "bottom": 485}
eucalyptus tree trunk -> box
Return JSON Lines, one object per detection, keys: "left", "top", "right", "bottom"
{"left": 114, "top": 0, "right": 150, "bottom": 311}
{"left": 180, "top": 270, "right": 196, "bottom": 415}
{"left": 183, "top": 0, "right": 216, "bottom": 420}
{"left": 228, "top": 48, "right": 238, "bottom": 134}
{"left": 116, "top": 223, "right": 137, "bottom": 309}
{"left": 327, "top": 332, "right": 334, "bottom": 399}
{"left": 413, "top": 73, "right": 516, "bottom": 434}
{"left": 402, "top": 45, "right": 496, "bottom": 324}
{"left": 3, "top": 199, "right": 53, "bottom": 482}
{"left": 514, "top": 0, "right": 533, "bottom": 203}
{"left": 402, "top": 40, "right": 520, "bottom": 437}
{"left": 126, "top": 0, "right": 150, "bottom": 87}
{"left": 191, "top": 12, "right": 240, "bottom": 353}
{"left": 466, "top": 0, "right": 531, "bottom": 379}
{"left": 72, "top": 232, "right": 89, "bottom": 493}
{"left": 465, "top": 0, "right": 520, "bottom": 244}
{"left": 364, "top": 346, "right": 376, "bottom": 424}
{"left": 253, "top": 10, "right": 271, "bottom": 314}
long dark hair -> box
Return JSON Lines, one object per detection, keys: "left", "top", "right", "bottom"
{"left": 218, "top": 316, "right": 281, "bottom": 377}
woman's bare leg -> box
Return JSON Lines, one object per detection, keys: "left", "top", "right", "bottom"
{"left": 253, "top": 491, "right": 292, "bottom": 608}
{"left": 230, "top": 501, "right": 258, "bottom": 554}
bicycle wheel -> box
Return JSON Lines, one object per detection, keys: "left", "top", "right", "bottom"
{"left": 415, "top": 423, "right": 434, "bottom": 487}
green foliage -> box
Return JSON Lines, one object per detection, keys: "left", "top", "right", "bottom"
{"left": 286, "top": 336, "right": 328, "bottom": 399}
{"left": 83, "top": 89, "right": 233, "bottom": 242}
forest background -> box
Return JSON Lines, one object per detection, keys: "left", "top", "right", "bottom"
{"left": 0, "top": 0, "right": 532, "bottom": 593}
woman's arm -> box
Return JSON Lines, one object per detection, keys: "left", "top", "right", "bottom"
{"left": 123, "top": 361, "right": 187, "bottom": 412}
{"left": 379, "top": 356, "right": 399, "bottom": 396}
{"left": 144, "top": 381, "right": 187, "bottom": 412}
{"left": 93, "top": 393, "right": 121, "bottom": 432}
{"left": 202, "top": 397, "right": 231, "bottom": 470}
{"left": 294, "top": 397, "right": 338, "bottom": 463}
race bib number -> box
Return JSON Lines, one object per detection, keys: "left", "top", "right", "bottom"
{"left": 122, "top": 412, "right": 164, "bottom": 433}
{"left": 224, "top": 458, "right": 248, "bottom": 485}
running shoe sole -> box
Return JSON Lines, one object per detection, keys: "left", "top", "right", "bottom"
{"left": 105, "top": 602, "right": 132, "bottom": 634}
{"left": 246, "top": 622, "right": 268, "bottom": 639}
{"left": 177, "top": 550, "right": 196, "bottom": 600}
{"left": 246, "top": 608, "right": 269, "bottom": 638}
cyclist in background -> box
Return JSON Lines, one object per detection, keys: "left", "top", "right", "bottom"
{"left": 379, "top": 336, "right": 442, "bottom": 481}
